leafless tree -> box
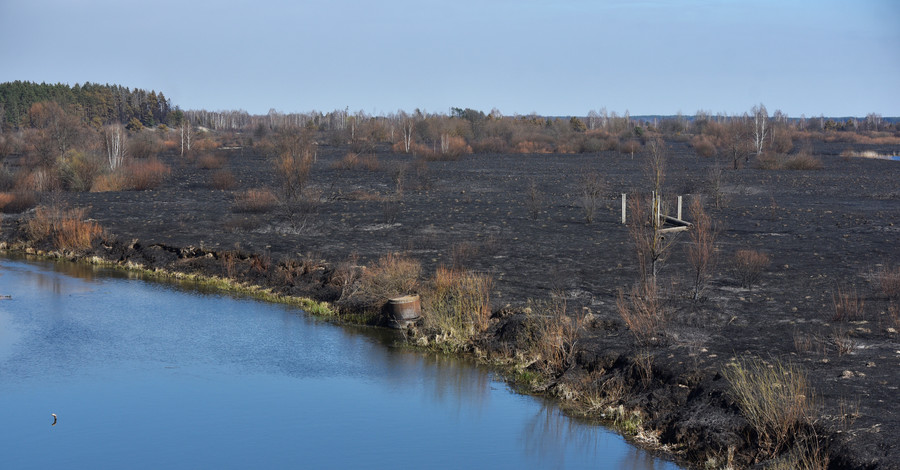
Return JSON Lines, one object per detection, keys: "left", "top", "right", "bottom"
{"left": 720, "top": 117, "right": 752, "bottom": 169}
{"left": 752, "top": 103, "right": 768, "bottom": 156}
{"left": 180, "top": 120, "right": 194, "bottom": 157}
{"left": 687, "top": 197, "right": 718, "bottom": 301}
{"left": 399, "top": 111, "right": 415, "bottom": 153}
{"left": 628, "top": 138, "right": 676, "bottom": 286}
{"left": 104, "top": 124, "right": 127, "bottom": 170}
{"left": 579, "top": 171, "right": 605, "bottom": 224}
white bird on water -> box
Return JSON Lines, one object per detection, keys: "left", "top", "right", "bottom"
{"left": 51, "top": 414, "right": 57, "bottom": 426}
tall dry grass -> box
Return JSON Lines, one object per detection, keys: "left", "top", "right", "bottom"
{"left": 876, "top": 265, "right": 900, "bottom": 299}
{"left": 524, "top": 297, "right": 583, "bottom": 375}
{"left": 357, "top": 253, "right": 422, "bottom": 303}
{"left": 616, "top": 281, "right": 667, "bottom": 344}
{"left": 26, "top": 205, "right": 102, "bottom": 251}
{"left": 832, "top": 284, "right": 865, "bottom": 322}
{"left": 723, "top": 357, "right": 814, "bottom": 458}
{"left": 422, "top": 267, "right": 493, "bottom": 347}
{"left": 232, "top": 188, "right": 278, "bottom": 213}
{"left": 733, "top": 249, "right": 770, "bottom": 289}
{"left": 687, "top": 198, "right": 718, "bottom": 301}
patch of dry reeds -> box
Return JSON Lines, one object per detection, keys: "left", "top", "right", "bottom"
{"left": 210, "top": 169, "right": 236, "bottom": 190}
{"left": 733, "top": 249, "right": 770, "bottom": 289}
{"left": 126, "top": 159, "right": 171, "bottom": 190}
{"left": 26, "top": 205, "right": 102, "bottom": 251}
{"left": 422, "top": 267, "right": 493, "bottom": 346}
{"left": 357, "top": 253, "right": 421, "bottom": 304}
{"left": 616, "top": 281, "right": 667, "bottom": 344}
{"left": 876, "top": 265, "right": 900, "bottom": 299}
{"left": 196, "top": 153, "right": 225, "bottom": 169}
{"left": 232, "top": 188, "right": 278, "bottom": 213}
{"left": 831, "top": 284, "right": 865, "bottom": 322}
{"left": 723, "top": 356, "right": 814, "bottom": 458}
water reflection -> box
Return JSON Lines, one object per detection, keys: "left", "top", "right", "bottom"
{"left": 0, "top": 258, "right": 679, "bottom": 469}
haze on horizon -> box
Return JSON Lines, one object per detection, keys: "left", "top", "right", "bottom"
{"left": 1, "top": 0, "right": 898, "bottom": 118}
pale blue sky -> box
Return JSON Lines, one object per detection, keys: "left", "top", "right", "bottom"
{"left": 2, "top": 0, "right": 898, "bottom": 117}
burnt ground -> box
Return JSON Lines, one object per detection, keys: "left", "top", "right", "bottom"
{"left": 2, "top": 140, "right": 899, "bottom": 468}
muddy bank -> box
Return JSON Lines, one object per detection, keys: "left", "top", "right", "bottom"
{"left": 1, "top": 142, "right": 898, "bottom": 468}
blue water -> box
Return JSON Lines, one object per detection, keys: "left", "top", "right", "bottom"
{"left": 0, "top": 259, "right": 679, "bottom": 469}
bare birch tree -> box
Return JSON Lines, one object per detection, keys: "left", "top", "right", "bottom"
{"left": 752, "top": 103, "right": 768, "bottom": 156}
{"left": 400, "top": 111, "right": 415, "bottom": 153}
{"left": 104, "top": 124, "right": 127, "bottom": 170}
{"left": 180, "top": 120, "right": 194, "bottom": 157}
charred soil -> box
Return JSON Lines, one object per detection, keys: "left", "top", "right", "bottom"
{"left": 2, "top": 141, "right": 899, "bottom": 469}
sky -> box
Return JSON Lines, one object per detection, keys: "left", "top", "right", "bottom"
{"left": 1, "top": 0, "right": 898, "bottom": 117}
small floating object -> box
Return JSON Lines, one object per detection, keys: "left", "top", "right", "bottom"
{"left": 386, "top": 295, "right": 421, "bottom": 329}
{"left": 51, "top": 414, "right": 57, "bottom": 426}
{"left": 0, "top": 295, "right": 11, "bottom": 300}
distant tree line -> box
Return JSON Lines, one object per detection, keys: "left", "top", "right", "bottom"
{"left": 0, "top": 81, "right": 183, "bottom": 129}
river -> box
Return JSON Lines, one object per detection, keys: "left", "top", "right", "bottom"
{"left": 0, "top": 258, "right": 679, "bottom": 469}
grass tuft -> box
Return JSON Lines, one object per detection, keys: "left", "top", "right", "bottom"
{"left": 723, "top": 356, "right": 813, "bottom": 457}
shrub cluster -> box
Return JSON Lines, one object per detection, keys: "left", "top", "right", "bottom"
{"left": 232, "top": 188, "right": 278, "bottom": 213}
{"left": 421, "top": 267, "right": 493, "bottom": 347}
{"left": 25, "top": 205, "right": 102, "bottom": 252}
{"left": 733, "top": 249, "right": 770, "bottom": 289}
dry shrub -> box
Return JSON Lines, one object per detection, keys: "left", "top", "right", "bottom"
{"left": 754, "top": 152, "right": 783, "bottom": 170}
{"left": 332, "top": 152, "right": 380, "bottom": 171}
{"left": 525, "top": 297, "right": 583, "bottom": 375}
{"left": 888, "top": 302, "right": 899, "bottom": 328}
{"left": 832, "top": 284, "right": 865, "bottom": 322}
{"left": 357, "top": 253, "right": 421, "bottom": 304}
{"left": 525, "top": 179, "right": 543, "bottom": 220}
{"left": 345, "top": 190, "right": 386, "bottom": 202}
{"left": 578, "top": 171, "right": 605, "bottom": 224}
{"left": 783, "top": 153, "right": 823, "bottom": 170}
{"left": 616, "top": 281, "right": 667, "bottom": 344}
{"left": 830, "top": 328, "right": 855, "bottom": 356}
{"left": 767, "top": 434, "right": 829, "bottom": 470}
{"left": 756, "top": 152, "right": 823, "bottom": 170}
{"left": 450, "top": 241, "right": 480, "bottom": 271}
{"left": 422, "top": 267, "right": 493, "bottom": 346}
{"left": 723, "top": 357, "right": 814, "bottom": 457}
{"left": 434, "top": 135, "right": 473, "bottom": 160}
{"left": 127, "top": 132, "right": 162, "bottom": 160}
{"left": 687, "top": 198, "right": 718, "bottom": 301}
{"left": 17, "top": 168, "right": 60, "bottom": 192}
{"left": 514, "top": 140, "right": 554, "bottom": 154}
{"left": 0, "top": 191, "right": 38, "bottom": 213}
{"left": 618, "top": 139, "right": 640, "bottom": 155}
{"left": 249, "top": 252, "right": 271, "bottom": 275}
{"left": 772, "top": 128, "right": 794, "bottom": 153}
{"left": 690, "top": 135, "right": 717, "bottom": 158}
{"left": 90, "top": 173, "right": 128, "bottom": 192}
{"left": 59, "top": 150, "right": 103, "bottom": 191}
{"left": 470, "top": 136, "right": 510, "bottom": 154}
{"left": 210, "top": 169, "right": 236, "bottom": 190}
{"left": 232, "top": 188, "right": 278, "bottom": 213}
{"left": 333, "top": 152, "right": 359, "bottom": 169}
{"left": 162, "top": 139, "right": 179, "bottom": 151}
{"left": 275, "top": 153, "right": 312, "bottom": 203}
{"left": 876, "top": 265, "right": 900, "bottom": 299}
{"left": 126, "top": 159, "right": 171, "bottom": 190}
{"left": 733, "top": 249, "right": 770, "bottom": 289}
{"left": 194, "top": 137, "right": 218, "bottom": 152}
{"left": 329, "top": 253, "right": 363, "bottom": 300}
{"left": 26, "top": 205, "right": 102, "bottom": 251}
{"left": 196, "top": 153, "right": 225, "bottom": 169}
